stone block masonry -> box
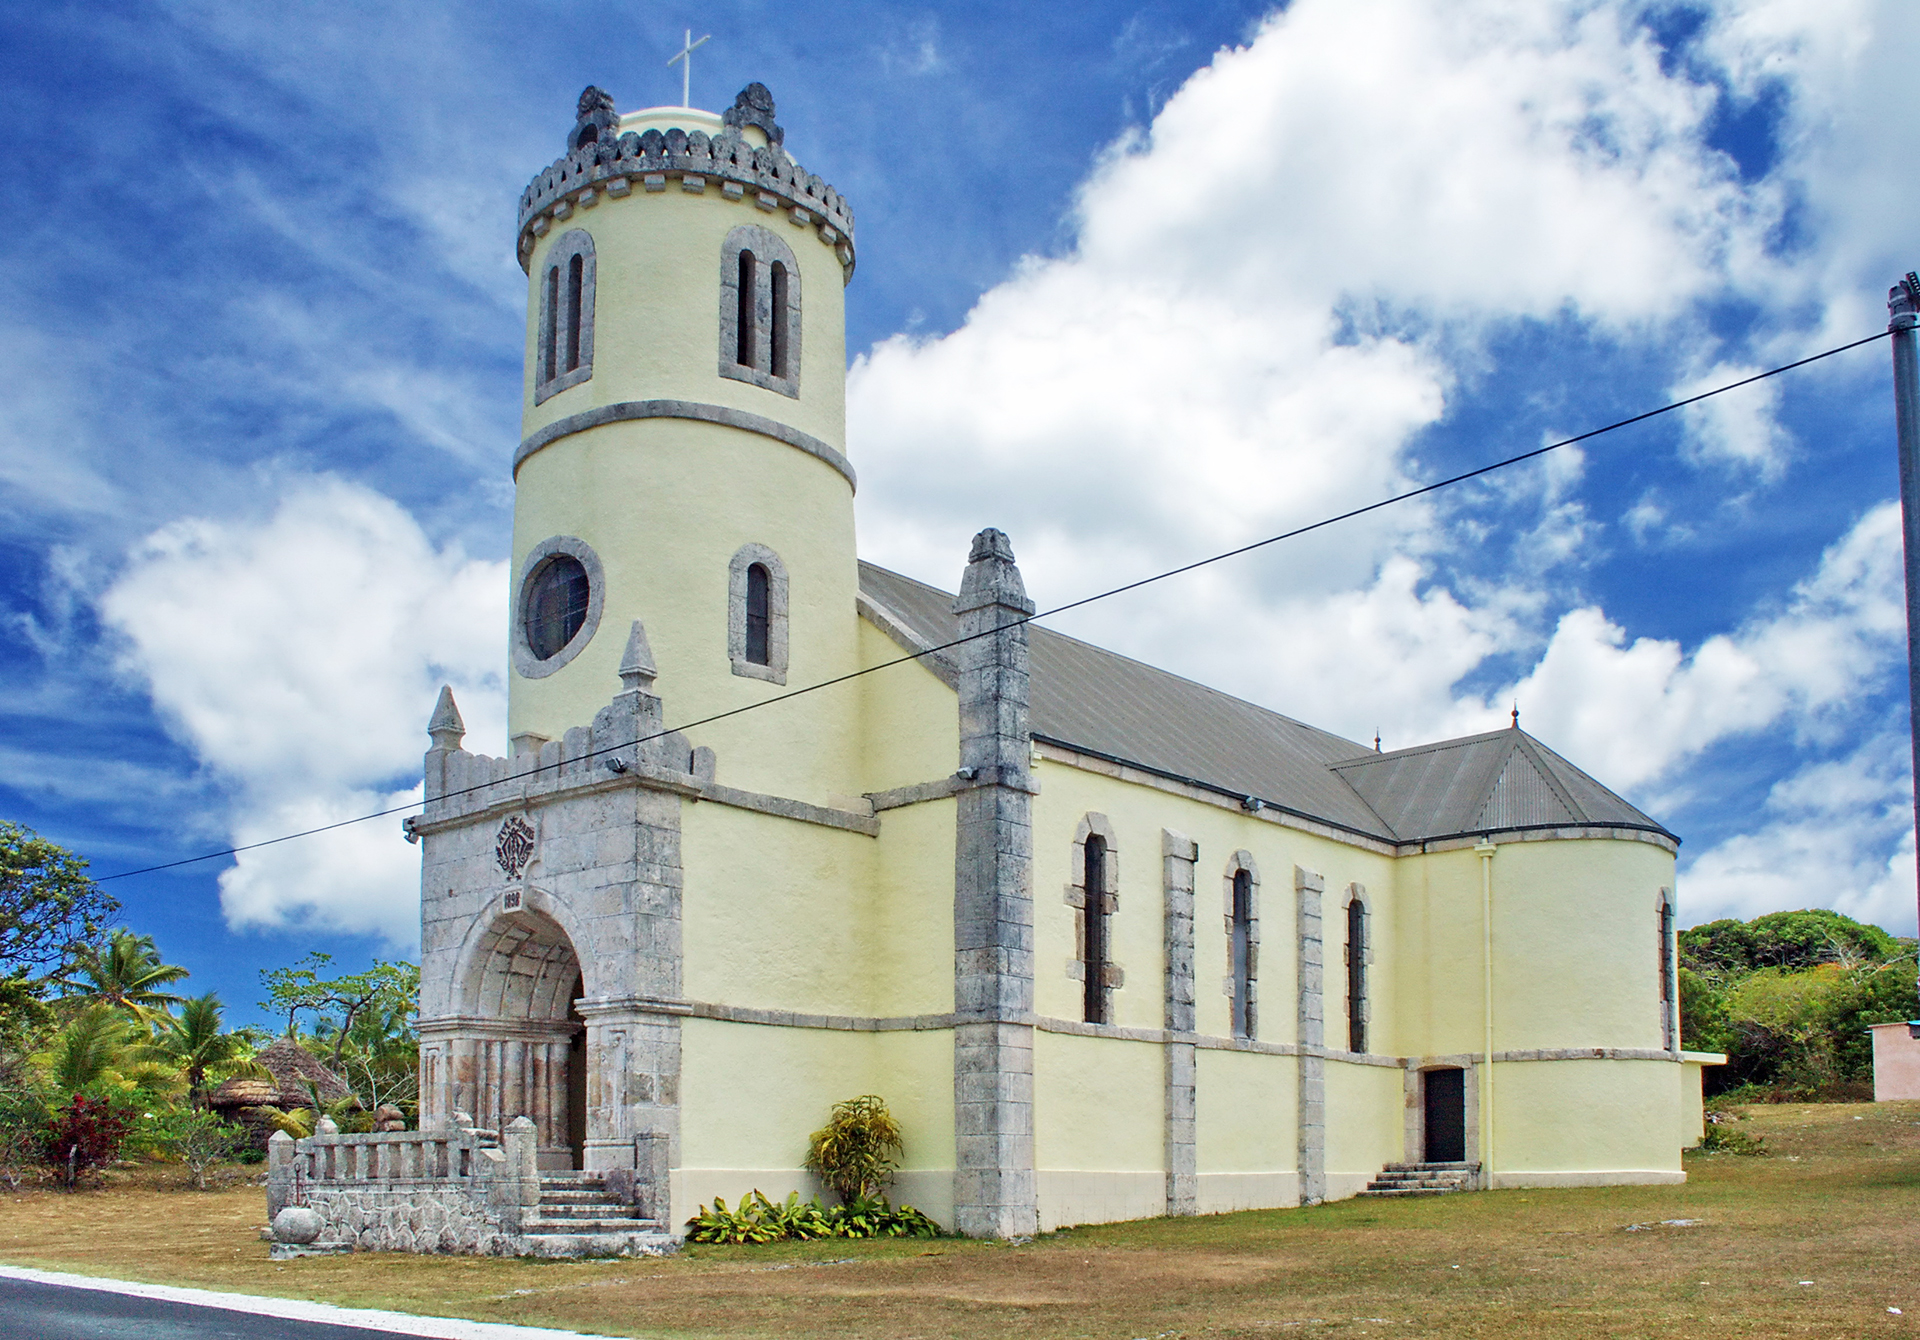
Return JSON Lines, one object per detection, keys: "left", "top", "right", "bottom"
{"left": 951, "top": 528, "right": 1040, "bottom": 1239}
{"left": 1296, "top": 865, "right": 1327, "bottom": 1206}
{"left": 1163, "top": 830, "right": 1199, "bottom": 1217}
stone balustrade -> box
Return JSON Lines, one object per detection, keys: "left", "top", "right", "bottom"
{"left": 267, "top": 1114, "right": 542, "bottom": 1255}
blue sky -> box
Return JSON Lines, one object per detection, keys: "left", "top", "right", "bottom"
{"left": 2, "top": 0, "right": 1916, "bottom": 1025}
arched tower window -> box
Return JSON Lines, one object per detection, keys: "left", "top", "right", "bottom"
{"left": 1344, "top": 886, "right": 1369, "bottom": 1054}
{"left": 728, "top": 544, "right": 789, "bottom": 683}
{"left": 1069, "top": 814, "right": 1122, "bottom": 1025}
{"left": 535, "top": 230, "right": 596, "bottom": 405}
{"left": 769, "top": 261, "right": 790, "bottom": 379}
{"left": 1658, "top": 888, "right": 1677, "bottom": 1051}
{"left": 1224, "top": 853, "right": 1259, "bottom": 1039}
{"left": 745, "top": 563, "right": 771, "bottom": 664}
{"left": 735, "top": 250, "right": 757, "bottom": 369}
{"left": 1084, "top": 834, "right": 1110, "bottom": 1025}
{"left": 719, "top": 225, "right": 801, "bottom": 398}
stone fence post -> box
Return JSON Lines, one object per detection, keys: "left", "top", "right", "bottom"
{"left": 266, "top": 1130, "right": 294, "bottom": 1219}
{"left": 504, "top": 1116, "right": 542, "bottom": 1208}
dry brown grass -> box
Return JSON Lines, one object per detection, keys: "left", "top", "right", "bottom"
{"left": 1, "top": 1101, "right": 1917, "bottom": 1338}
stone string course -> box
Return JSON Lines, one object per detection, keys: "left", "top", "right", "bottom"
{"left": 517, "top": 126, "right": 855, "bottom": 277}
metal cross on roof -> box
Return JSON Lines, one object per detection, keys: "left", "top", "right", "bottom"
{"left": 668, "top": 29, "right": 711, "bottom": 108}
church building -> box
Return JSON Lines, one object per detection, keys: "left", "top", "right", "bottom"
{"left": 411, "top": 84, "right": 1719, "bottom": 1238}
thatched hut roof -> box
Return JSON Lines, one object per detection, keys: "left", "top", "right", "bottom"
{"left": 209, "top": 1037, "right": 352, "bottom": 1110}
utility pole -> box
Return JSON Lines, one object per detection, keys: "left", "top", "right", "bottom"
{"left": 1890, "top": 271, "right": 1920, "bottom": 1027}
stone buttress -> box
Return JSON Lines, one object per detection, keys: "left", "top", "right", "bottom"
{"left": 950, "top": 528, "right": 1040, "bottom": 1238}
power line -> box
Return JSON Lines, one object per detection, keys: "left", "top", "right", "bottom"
{"left": 94, "top": 327, "right": 1892, "bottom": 883}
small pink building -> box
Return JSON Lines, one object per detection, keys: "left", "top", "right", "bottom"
{"left": 1869, "top": 1023, "right": 1920, "bottom": 1101}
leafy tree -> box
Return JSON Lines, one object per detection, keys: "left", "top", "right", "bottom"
{"left": 156, "top": 994, "right": 259, "bottom": 1109}
{"left": 150, "top": 1107, "right": 244, "bottom": 1189}
{"left": 0, "top": 823, "right": 118, "bottom": 1008}
{"left": 260, "top": 953, "right": 417, "bottom": 1073}
{"left": 1681, "top": 909, "right": 1898, "bottom": 976}
{"left": 68, "top": 930, "right": 190, "bottom": 1024}
{"left": 36, "top": 1004, "right": 175, "bottom": 1096}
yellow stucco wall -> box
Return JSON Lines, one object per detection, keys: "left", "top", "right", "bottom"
{"left": 519, "top": 156, "right": 848, "bottom": 448}
{"left": 1387, "top": 836, "right": 1676, "bottom": 1061}
{"left": 676, "top": 1018, "right": 954, "bottom": 1224}
{"left": 1027, "top": 756, "right": 1397, "bottom": 1044}
{"left": 1487, "top": 1058, "right": 1685, "bottom": 1184}
{"left": 1325, "top": 1059, "right": 1405, "bottom": 1176}
{"left": 509, "top": 133, "right": 857, "bottom": 800}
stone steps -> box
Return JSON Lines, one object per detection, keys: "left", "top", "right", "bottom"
{"left": 525, "top": 1172, "right": 664, "bottom": 1239}
{"left": 1356, "top": 1161, "right": 1481, "bottom": 1198}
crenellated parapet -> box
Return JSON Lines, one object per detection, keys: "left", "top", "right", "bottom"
{"left": 412, "top": 623, "right": 711, "bottom": 835}
{"left": 516, "top": 84, "right": 856, "bottom": 280}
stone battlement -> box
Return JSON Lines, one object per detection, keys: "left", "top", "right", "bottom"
{"left": 516, "top": 125, "right": 855, "bottom": 277}
{"left": 413, "top": 638, "right": 714, "bottom": 835}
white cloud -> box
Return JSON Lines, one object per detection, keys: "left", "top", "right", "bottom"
{"left": 1498, "top": 501, "right": 1905, "bottom": 791}
{"left": 98, "top": 477, "right": 507, "bottom": 945}
{"left": 1673, "top": 362, "right": 1793, "bottom": 477}
{"left": 1678, "top": 737, "right": 1918, "bottom": 934}
{"left": 848, "top": 0, "right": 1793, "bottom": 750}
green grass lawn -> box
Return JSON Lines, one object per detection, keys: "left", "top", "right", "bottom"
{"left": 1, "top": 1101, "right": 1915, "bottom": 1338}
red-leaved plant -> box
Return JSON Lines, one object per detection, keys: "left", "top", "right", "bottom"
{"left": 40, "top": 1094, "right": 132, "bottom": 1189}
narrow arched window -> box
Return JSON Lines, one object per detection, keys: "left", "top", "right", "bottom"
{"left": 535, "top": 230, "right": 595, "bottom": 405}
{"left": 769, "top": 261, "right": 789, "bottom": 379}
{"left": 1231, "top": 869, "right": 1254, "bottom": 1038}
{"left": 745, "top": 563, "right": 771, "bottom": 665}
{"left": 729, "top": 544, "right": 788, "bottom": 683}
{"left": 543, "top": 265, "right": 560, "bottom": 383}
{"left": 565, "top": 253, "right": 585, "bottom": 372}
{"left": 1658, "top": 891, "right": 1677, "bottom": 1051}
{"left": 719, "top": 225, "right": 801, "bottom": 397}
{"left": 1084, "top": 834, "right": 1109, "bottom": 1025}
{"left": 1346, "top": 897, "right": 1367, "bottom": 1053}
{"left": 736, "top": 250, "right": 757, "bottom": 369}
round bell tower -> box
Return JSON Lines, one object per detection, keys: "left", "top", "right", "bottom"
{"left": 507, "top": 83, "right": 860, "bottom": 798}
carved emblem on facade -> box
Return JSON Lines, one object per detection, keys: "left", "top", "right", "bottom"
{"left": 495, "top": 815, "right": 536, "bottom": 879}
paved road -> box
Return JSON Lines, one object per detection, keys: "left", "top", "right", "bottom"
{"left": 0, "top": 1274, "right": 424, "bottom": 1339}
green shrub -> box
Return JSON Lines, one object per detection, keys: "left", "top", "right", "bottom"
{"left": 1698, "top": 1125, "right": 1769, "bottom": 1156}
{"left": 805, "top": 1095, "right": 904, "bottom": 1202}
{"left": 684, "top": 1189, "right": 942, "bottom": 1243}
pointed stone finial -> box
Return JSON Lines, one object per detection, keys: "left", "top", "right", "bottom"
{"left": 569, "top": 85, "right": 618, "bottom": 153}
{"left": 427, "top": 685, "right": 465, "bottom": 751}
{"left": 618, "top": 620, "right": 658, "bottom": 692}
{"left": 722, "top": 82, "right": 784, "bottom": 146}
{"left": 954, "top": 528, "right": 1035, "bottom": 616}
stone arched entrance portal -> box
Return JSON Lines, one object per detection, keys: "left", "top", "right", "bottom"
{"left": 421, "top": 910, "right": 586, "bottom": 1170}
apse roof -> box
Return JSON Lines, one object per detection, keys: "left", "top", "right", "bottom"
{"left": 857, "top": 562, "right": 1674, "bottom": 848}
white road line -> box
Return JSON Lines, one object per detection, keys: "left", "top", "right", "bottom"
{"left": 0, "top": 1264, "right": 641, "bottom": 1339}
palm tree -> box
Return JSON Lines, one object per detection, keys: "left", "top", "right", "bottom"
{"left": 157, "top": 994, "right": 259, "bottom": 1108}
{"left": 37, "top": 1004, "right": 175, "bottom": 1095}
{"left": 71, "top": 930, "right": 189, "bottom": 1024}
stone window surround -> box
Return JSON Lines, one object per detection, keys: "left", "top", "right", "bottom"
{"left": 718, "top": 223, "right": 801, "bottom": 398}
{"left": 1222, "top": 851, "right": 1260, "bottom": 1039}
{"left": 512, "top": 535, "right": 606, "bottom": 680}
{"left": 1065, "top": 813, "right": 1124, "bottom": 1011}
{"left": 726, "top": 543, "right": 789, "bottom": 684}
{"left": 1338, "top": 882, "right": 1373, "bottom": 1053}
{"left": 534, "top": 229, "right": 596, "bottom": 406}
{"left": 1656, "top": 885, "right": 1677, "bottom": 1052}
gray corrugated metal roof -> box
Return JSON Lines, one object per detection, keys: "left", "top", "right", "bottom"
{"left": 858, "top": 562, "right": 1674, "bottom": 846}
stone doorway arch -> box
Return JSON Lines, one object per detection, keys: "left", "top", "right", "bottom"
{"left": 423, "top": 909, "right": 587, "bottom": 1170}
